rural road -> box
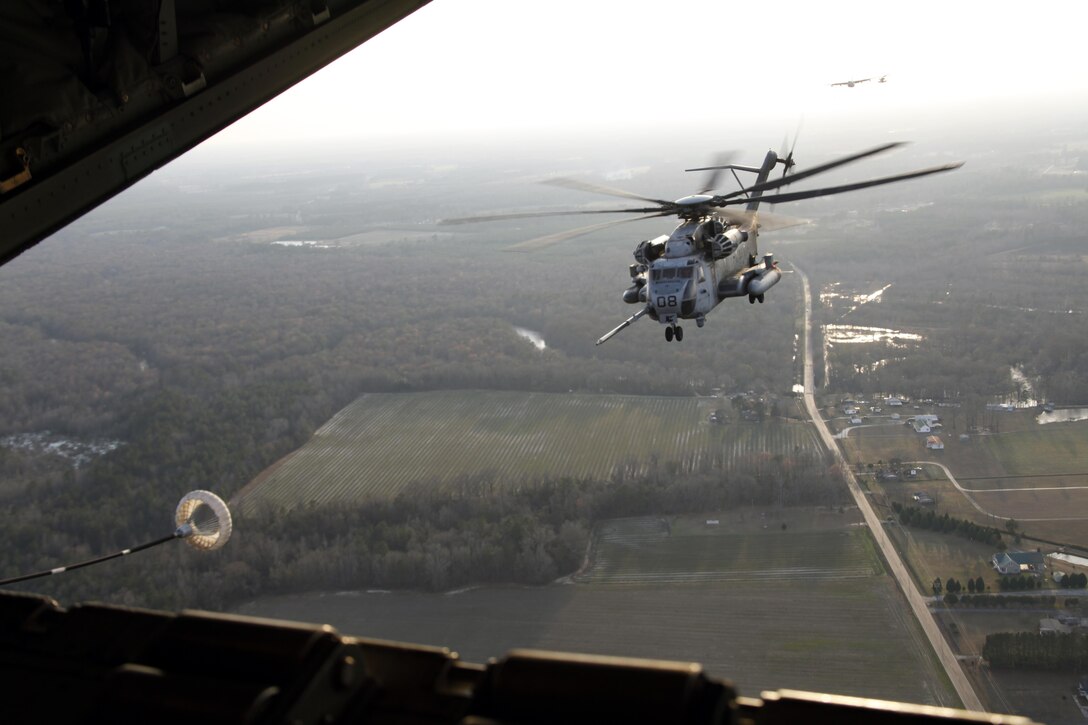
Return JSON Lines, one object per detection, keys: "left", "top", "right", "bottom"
{"left": 793, "top": 263, "right": 985, "bottom": 712}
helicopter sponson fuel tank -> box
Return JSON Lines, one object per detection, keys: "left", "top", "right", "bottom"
{"left": 717, "top": 255, "right": 781, "bottom": 299}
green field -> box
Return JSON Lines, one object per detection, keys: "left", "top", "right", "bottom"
{"left": 942, "top": 609, "right": 1088, "bottom": 724}
{"left": 234, "top": 391, "right": 823, "bottom": 512}
{"left": 840, "top": 415, "right": 1088, "bottom": 546}
{"left": 579, "top": 513, "right": 880, "bottom": 584}
{"left": 234, "top": 509, "right": 957, "bottom": 707}
{"left": 885, "top": 525, "right": 1002, "bottom": 595}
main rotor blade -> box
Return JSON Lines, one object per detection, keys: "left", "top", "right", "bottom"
{"left": 504, "top": 212, "right": 671, "bottom": 252}
{"left": 541, "top": 177, "right": 673, "bottom": 206}
{"left": 748, "top": 212, "right": 811, "bottom": 232}
{"left": 440, "top": 206, "right": 664, "bottom": 225}
{"left": 714, "top": 142, "right": 906, "bottom": 202}
{"left": 697, "top": 152, "right": 736, "bottom": 194}
{"left": 714, "top": 162, "right": 964, "bottom": 207}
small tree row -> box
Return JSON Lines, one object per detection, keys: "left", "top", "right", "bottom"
{"left": 984, "top": 632, "right": 1088, "bottom": 670}
{"left": 892, "top": 503, "right": 1003, "bottom": 547}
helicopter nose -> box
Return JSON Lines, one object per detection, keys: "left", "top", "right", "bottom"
{"left": 649, "top": 280, "right": 695, "bottom": 316}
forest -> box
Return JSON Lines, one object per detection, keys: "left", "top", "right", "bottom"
{"left": 2, "top": 449, "right": 845, "bottom": 611}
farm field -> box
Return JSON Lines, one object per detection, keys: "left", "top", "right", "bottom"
{"left": 234, "top": 509, "right": 958, "bottom": 708}
{"left": 233, "top": 391, "right": 823, "bottom": 512}
{"left": 884, "top": 525, "right": 1004, "bottom": 595}
{"left": 942, "top": 609, "right": 1088, "bottom": 725}
{"left": 839, "top": 416, "right": 1088, "bottom": 547}
{"left": 578, "top": 511, "right": 879, "bottom": 584}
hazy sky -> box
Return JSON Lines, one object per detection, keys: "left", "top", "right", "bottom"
{"left": 204, "top": 0, "right": 1088, "bottom": 149}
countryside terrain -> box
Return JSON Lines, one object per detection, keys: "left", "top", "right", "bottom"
{"left": 236, "top": 509, "right": 959, "bottom": 707}
{"left": 234, "top": 391, "right": 822, "bottom": 512}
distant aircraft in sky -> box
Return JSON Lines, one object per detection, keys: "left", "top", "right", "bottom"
{"left": 831, "top": 78, "right": 871, "bottom": 88}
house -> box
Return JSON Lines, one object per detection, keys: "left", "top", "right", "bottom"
{"left": 992, "top": 551, "right": 1047, "bottom": 575}
{"left": 1035, "top": 613, "right": 1070, "bottom": 631}
{"left": 912, "top": 420, "right": 932, "bottom": 433}
{"left": 885, "top": 397, "right": 904, "bottom": 407}
{"left": 925, "top": 435, "right": 944, "bottom": 450}
{"left": 850, "top": 417, "right": 863, "bottom": 425}
{"left": 912, "top": 492, "right": 934, "bottom": 505}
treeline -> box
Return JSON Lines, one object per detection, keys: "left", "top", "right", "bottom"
{"left": 984, "top": 632, "right": 1088, "bottom": 670}
{"left": 892, "top": 503, "right": 1004, "bottom": 547}
{"left": 1056, "top": 573, "right": 1088, "bottom": 589}
{"left": 937, "top": 576, "right": 985, "bottom": 595}
{"left": 5, "top": 452, "right": 848, "bottom": 611}
{"left": 995, "top": 576, "right": 1046, "bottom": 592}
{"left": 948, "top": 594, "right": 1062, "bottom": 608}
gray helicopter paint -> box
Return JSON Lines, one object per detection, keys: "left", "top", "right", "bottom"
{"left": 643, "top": 199, "right": 765, "bottom": 326}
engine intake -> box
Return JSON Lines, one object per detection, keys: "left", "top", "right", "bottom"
{"left": 708, "top": 229, "right": 747, "bottom": 260}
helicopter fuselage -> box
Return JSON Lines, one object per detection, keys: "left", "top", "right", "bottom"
{"left": 623, "top": 213, "right": 779, "bottom": 341}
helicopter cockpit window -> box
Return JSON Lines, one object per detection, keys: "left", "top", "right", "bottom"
{"left": 679, "top": 267, "right": 694, "bottom": 279}
{"left": 662, "top": 268, "right": 677, "bottom": 280}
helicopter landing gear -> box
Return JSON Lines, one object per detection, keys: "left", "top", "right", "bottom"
{"left": 748, "top": 294, "right": 764, "bottom": 304}
{"left": 675, "top": 326, "right": 683, "bottom": 341}
{"left": 695, "top": 315, "right": 705, "bottom": 328}
{"left": 665, "top": 325, "right": 684, "bottom": 342}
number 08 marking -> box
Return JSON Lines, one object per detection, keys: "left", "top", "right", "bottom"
{"left": 656, "top": 295, "right": 678, "bottom": 308}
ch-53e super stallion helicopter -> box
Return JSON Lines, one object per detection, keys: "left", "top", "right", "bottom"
{"left": 443, "top": 142, "right": 961, "bottom": 344}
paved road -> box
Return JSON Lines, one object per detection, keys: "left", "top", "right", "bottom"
{"left": 794, "top": 263, "right": 984, "bottom": 712}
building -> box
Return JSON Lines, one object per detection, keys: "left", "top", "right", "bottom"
{"left": 1040, "top": 618, "right": 1072, "bottom": 635}
{"left": 992, "top": 551, "right": 1047, "bottom": 575}
{"left": 925, "top": 435, "right": 944, "bottom": 450}
{"left": 912, "top": 420, "right": 932, "bottom": 433}
{"left": 912, "top": 492, "right": 934, "bottom": 505}
{"left": 885, "top": 397, "right": 904, "bottom": 407}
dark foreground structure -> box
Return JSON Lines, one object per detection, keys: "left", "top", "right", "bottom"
{"left": 0, "top": 590, "right": 1034, "bottom": 725}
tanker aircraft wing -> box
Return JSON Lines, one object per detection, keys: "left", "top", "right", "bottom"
{"left": 0, "top": 0, "right": 432, "bottom": 267}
